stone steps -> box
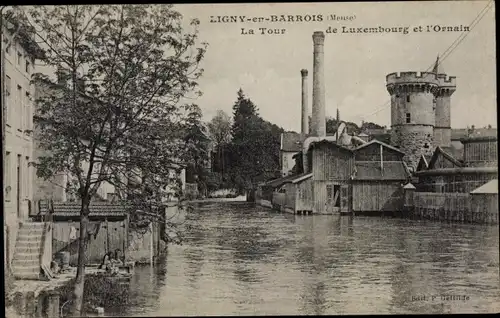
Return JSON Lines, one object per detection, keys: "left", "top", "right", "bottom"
{"left": 12, "top": 222, "right": 47, "bottom": 281}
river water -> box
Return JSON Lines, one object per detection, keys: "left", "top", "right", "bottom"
{"left": 112, "top": 202, "right": 500, "bottom": 316}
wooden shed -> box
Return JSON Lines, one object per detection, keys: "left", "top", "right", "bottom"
{"left": 351, "top": 140, "right": 410, "bottom": 213}
{"left": 470, "top": 179, "right": 498, "bottom": 224}
{"left": 31, "top": 201, "right": 162, "bottom": 266}
{"left": 309, "top": 140, "right": 355, "bottom": 214}
{"left": 32, "top": 201, "right": 130, "bottom": 266}
{"left": 279, "top": 173, "right": 313, "bottom": 214}
{"left": 461, "top": 135, "right": 497, "bottom": 167}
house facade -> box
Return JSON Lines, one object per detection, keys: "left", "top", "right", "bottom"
{"left": 280, "top": 131, "right": 306, "bottom": 176}
{"left": 416, "top": 136, "right": 498, "bottom": 193}
{"left": 3, "top": 22, "right": 43, "bottom": 270}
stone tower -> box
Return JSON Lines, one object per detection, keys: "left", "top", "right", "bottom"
{"left": 386, "top": 71, "right": 439, "bottom": 169}
{"left": 433, "top": 56, "right": 456, "bottom": 148}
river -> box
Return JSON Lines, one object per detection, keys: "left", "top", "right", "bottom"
{"left": 110, "top": 202, "right": 500, "bottom": 316}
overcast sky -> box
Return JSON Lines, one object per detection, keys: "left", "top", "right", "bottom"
{"left": 175, "top": 1, "right": 496, "bottom": 132}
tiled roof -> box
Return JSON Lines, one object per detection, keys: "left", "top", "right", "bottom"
{"left": 353, "top": 161, "right": 409, "bottom": 181}
{"left": 470, "top": 179, "right": 498, "bottom": 194}
{"left": 281, "top": 132, "right": 306, "bottom": 152}
{"left": 35, "top": 201, "right": 130, "bottom": 218}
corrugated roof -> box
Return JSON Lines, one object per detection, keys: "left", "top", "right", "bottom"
{"left": 353, "top": 161, "right": 409, "bottom": 181}
{"left": 470, "top": 179, "right": 498, "bottom": 194}
{"left": 281, "top": 132, "right": 306, "bottom": 152}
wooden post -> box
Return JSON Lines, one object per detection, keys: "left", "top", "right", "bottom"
{"left": 149, "top": 222, "right": 153, "bottom": 265}
{"left": 105, "top": 218, "right": 109, "bottom": 254}
{"left": 45, "top": 291, "right": 60, "bottom": 318}
{"left": 123, "top": 214, "right": 129, "bottom": 262}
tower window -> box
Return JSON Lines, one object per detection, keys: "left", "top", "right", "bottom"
{"left": 406, "top": 113, "right": 411, "bottom": 123}
{"left": 406, "top": 95, "right": 411, "bottom": 103}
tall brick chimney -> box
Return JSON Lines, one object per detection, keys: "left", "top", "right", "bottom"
{"left": 312, "top": 31, "right": 326, "bottom": 137}
{"left": 300, "top": 69, "right": 309, "bottom": 135}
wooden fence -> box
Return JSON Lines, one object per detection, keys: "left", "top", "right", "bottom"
{"left": 412, "top": 192, "right": 498, "bottom": 224}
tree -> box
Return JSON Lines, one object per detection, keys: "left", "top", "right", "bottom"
{"left": 325, "top": 117, "right": 361, "bottom": 135}
{"left": 23, "top": 5, "right": 206, "bottom": 316}
{"left": 207, "top": 109, "right": 231, "bottom": 177}
{"left": 208, "top": 109, "right": 232, "bottom": 148}
{"left": 182, "top": 103, "right": 210, "bottom": 196}
{"left": 229, "top": 89, "right": 283, "bottom": 193}
{"left": 360, "top": 121, "right": 384, "bottom": 131}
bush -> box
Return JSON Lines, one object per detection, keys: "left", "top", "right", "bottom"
{"left": 59, "top": 274, "right": 130, "bottom": 316}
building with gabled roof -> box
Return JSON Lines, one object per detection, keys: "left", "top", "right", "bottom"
{"left": 415, "top": 135, "right": 498, "bottom": 193}
{"left": 351, "top": 139, "right": 410, "bottom": 213}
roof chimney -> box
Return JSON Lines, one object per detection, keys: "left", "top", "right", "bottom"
{"left": 300, "top": 69, "right": 309, "bottom": 135}
{"left": 311, "top": 31, "right": 326, "bottom": 137}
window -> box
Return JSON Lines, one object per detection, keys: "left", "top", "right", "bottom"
{"left": 5, "top": 76, "right": 11, "bottom": 96}
{"left": 406, "top": 95, "right": 411, "bottom": 103}
{"left": 25, "top": 156, "right": 30, "bottom": 201}
{"left": 406, "top": 113, "right": 411, "bottom": 123}
{"left": 25, "top": 92, "right": 31, "bottom": 131}
{"left": 5, "top": 152, "right": 11, "bottom": 201}
{"left": 25, "top": 60, "right": 30, "bottom": 73}
{"left": 17, "top": 85, "right": 22, "bottom": 130}
{"left": 17, "top": 51, "right": 22, "bottom": 65}
{"left": 5, "top": 76, "right": 11, "bottom": 125}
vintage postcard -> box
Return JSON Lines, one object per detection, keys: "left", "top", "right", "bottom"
{"left": 2, "top": 1, "right": 497, "bottom": 317}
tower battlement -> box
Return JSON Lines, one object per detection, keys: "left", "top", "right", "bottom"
{"left": 386, "top": 72, "right": 440, "bottom": 86}
{"left": 436, "top": 73, "right": 456, "bottom": 88}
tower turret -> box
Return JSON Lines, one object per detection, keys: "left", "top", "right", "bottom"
{"left": 386, "top": 71, "right": 439, "bottom": 169}
{"left": 433, "top": 57, "right": 456, "bottom": 148}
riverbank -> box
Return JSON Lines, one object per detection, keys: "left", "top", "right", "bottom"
{"left": 188, "top": 195, "right": 247, "bottom": 203}
{"left": 5, "top": 266, "right": 131, "bottom": 317}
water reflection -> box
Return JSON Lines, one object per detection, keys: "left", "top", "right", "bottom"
{"left": 115, "top": 203, "right": 499, "bottom": 316}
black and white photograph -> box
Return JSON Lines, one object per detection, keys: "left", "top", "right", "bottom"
{"left": 2, "top": 1, "right": 498, "bottom": 317}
